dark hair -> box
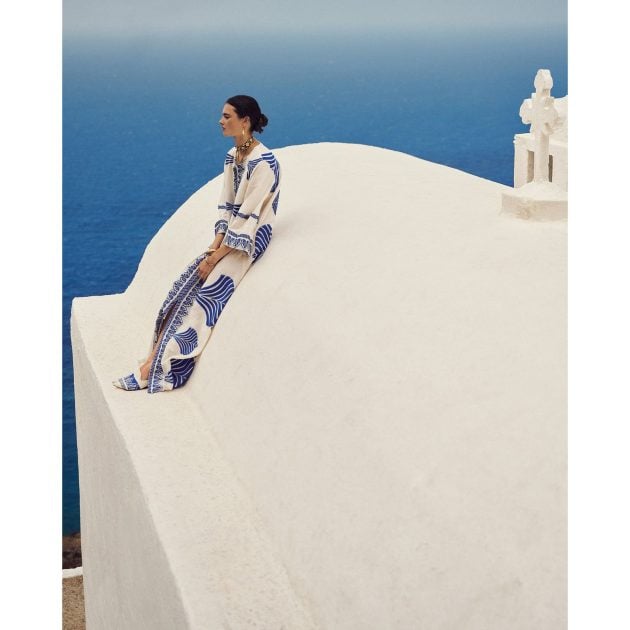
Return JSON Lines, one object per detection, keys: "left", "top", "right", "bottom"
{"left": 226, "top": 95, "right": 269, "bottom": 133}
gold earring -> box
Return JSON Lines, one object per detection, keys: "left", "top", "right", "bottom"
{"left": 242, "top": 128, "right": 245, "bottom": 136}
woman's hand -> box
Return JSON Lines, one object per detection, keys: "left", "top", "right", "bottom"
{"left": 197, "top": 256, "right": 217, "bottom": 282}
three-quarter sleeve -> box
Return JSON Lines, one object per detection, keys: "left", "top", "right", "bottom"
{"left": 222, "top": 159, "right": 277, "bottom": 257}
{"left": 214, "top": 153, "right": 234, "bottom": 236}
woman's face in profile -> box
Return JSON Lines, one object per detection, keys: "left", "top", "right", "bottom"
{"left": 219, "top": 104, "right": 248, "bottom": 138}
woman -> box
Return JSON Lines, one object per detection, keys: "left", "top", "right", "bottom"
{"left": 114, "top": 95, "right": 281, "bottom": 393}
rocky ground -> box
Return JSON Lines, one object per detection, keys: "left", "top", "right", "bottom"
{"left": 63, "top": 576, "right": 85, "bottom": 630}
{"left": 63, "top": 532, "right": 82, "bottom": 569}
{"left": 63, "top": 533, "right": 85, "bottom": 630}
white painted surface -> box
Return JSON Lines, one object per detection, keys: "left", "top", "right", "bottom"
{"left": 513, "top": 93, "right": 567, "bottom": 191}
{"left": 508, "top": 70, "right": 568, "bottom": 219}
{"left": 63, "top": 566, "right": 83, "bottom": 579}
{"left": 501, "top": 180, "right": 568, "bottom": 221}
{"left": 72, "top": 142, "right": 566, "bottom": 629}
{"left": 519, "top": 69, "right": 564, "bottom": 184}
{"left": 513, "top": 130, "right": 567, "bottom": 191}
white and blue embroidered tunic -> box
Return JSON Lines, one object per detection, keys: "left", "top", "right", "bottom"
{"left": 145, "top": 142, "right": 281, "bottom": 393}
{"left": 215, "top": 143, "right": 280, "bottom": 257}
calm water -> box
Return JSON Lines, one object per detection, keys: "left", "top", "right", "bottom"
{"left": 63, "top": 28, "right": 567, "bottom": 534}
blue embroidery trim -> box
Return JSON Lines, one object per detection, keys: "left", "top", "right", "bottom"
{"left": 226, "top": 201, "right": 242, "bottom": 216}
{"left": 246, "top": 152, "right": 280, "bottom": 192}
{"left": 233, "top": 163, "right": 246, "bottom": 193}
{"left": 120, "top": 373, "right": 141, "bottom": 390}
{"left": 261, "top": 152, "right": 280, "bottom": 192}
{"left": 234, "top": 210, "right": 259, "bottom": 220}
{"left": 195, "top": 274, "right": 235, "bottom": 327}
{"left": 223, "top": 229, "right": 254, "bottom": 256}
{"left": 214, "top": 219, "right": 228, "bottom": 235}
{"left": 152, "top": 257, "right": 203, "bottom": 345}
{"left": 252, "top": 224, "right": 273, "bottom": 263}
{"left": 272, "top": 190, "right": 280, "bottom": 215}
{"left": 246, "top": 157, "right": 264, "bottom": 179}
{"left": 224, "top": 153, "right": 234, "bottom": 165}
{"left": 148, "top": 254, "right": 205, "bottom": 393}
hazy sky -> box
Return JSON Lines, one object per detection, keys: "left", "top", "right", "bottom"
{"left": 64, "top": 0, "right": 567, "bottom": 36}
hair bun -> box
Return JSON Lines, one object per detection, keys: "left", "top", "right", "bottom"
{"left": 256, "top": 113, "right": 269, "bottom": 133}
{"left": 226, "top": 96, "right": 268, "bottom": 134}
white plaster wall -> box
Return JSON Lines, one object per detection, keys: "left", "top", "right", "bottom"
{"left": 72, "top": 142, "right": 566, "bottom": 629}
{"left": 72, "top": 327, "right": 193, "bottom": 628}
{"left": 72, "top": 295, "right": 318, "bottom": 629}
{"left": 514, "top": 134, "right": 567, "bottom": 190}
{"left": 514, "top": 95, "right": 568, "bottom": 190}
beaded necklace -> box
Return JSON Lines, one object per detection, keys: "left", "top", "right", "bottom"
{"left": 235, "top": 136, "right": 257, "bottom": 163}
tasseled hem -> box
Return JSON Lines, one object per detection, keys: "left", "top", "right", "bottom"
{"left": 223, "top": 229, "right": 253, "bottom": 257}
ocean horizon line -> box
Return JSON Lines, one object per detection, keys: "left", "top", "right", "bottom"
{"left": 63, "top": 22, "right": 567, "bottom": 47}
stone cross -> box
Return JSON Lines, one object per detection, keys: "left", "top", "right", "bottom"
{"left": 519, "top": 69, "right": 563, "bottom": 183}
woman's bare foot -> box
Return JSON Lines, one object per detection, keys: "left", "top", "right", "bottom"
{"left": 139, "top": 361, "right": 151, "bottom": 381}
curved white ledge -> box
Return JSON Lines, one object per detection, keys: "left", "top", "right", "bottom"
{"left": 72, "top": 142, "right": 566, "bottom": 629}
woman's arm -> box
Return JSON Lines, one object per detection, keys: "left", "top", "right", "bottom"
{"left": 209, "top": 232, "right": 225, "bottom": 251}
{"left": 198, "top": 155, "right": 278, "bottom": 281}
{"left": 197, "top": 238, "right": 232, "bottom": 282}
{"left": 198, "top": 165, "right": 231, "bottom": 280}
{"left": 208, "top": 241, "right": 233, "bottom": 263}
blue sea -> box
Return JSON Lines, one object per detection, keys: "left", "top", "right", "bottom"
{"left": 63, "top": 28, "right": 567, "bottom": 534}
